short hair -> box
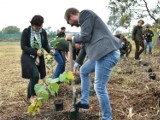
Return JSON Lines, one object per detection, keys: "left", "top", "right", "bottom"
{"left": 138, "top": 19, "right": 144, "bottom": 25}
{"left": 61, "top": 27, "right": 66, "bottom": 30}
{"left": 30, "top": 15, "right": 44, "bottom": 26}
{"left": 64, "top": 8, "right": 79, "bottom": 19}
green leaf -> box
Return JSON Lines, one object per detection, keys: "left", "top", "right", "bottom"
{"left": 46, "top": 77, "right": 60, "bottom": 83}
{"left": 37, "top": 89, "right": 49, "bottom": 101}
{"left": 27, "top": 104, "right": 34, "bottom": 113}
{"left": 64, "top": 78, "right": 70, "bottom": 83}
{"left": 59, "top": 72, "right": 67, "bottom": 82}
{"left": 34, "top": 84, "right": 42, "bottom": 94}
{"left": 37, "top": 97, "right": 43, "bottom": 100}
{"left": 66, "top": 71, "right": 75, "bottom": 80}
{"left": 34, "top": 84, "right": 49, "bottom": 101}
{"left": 49, "top": 83, "right": 59, "bottom": 93}
{"left": 37, "top": 99, "right": 42, "bottom": 107}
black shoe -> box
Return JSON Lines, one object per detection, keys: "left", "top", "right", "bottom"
{"left": 135, "top": 57, "right": 142, "bottom": 61}
{"left": 76, "top": 102, "right": 89, "bottom": 109}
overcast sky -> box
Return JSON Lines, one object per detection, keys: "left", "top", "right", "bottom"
{"left": 0, "top": 0, "right": 108, "bottom": 32}
{"left": 0, "top": 0, "right": 158, "bottom": 32}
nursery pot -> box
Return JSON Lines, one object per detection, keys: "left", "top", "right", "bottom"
{"left": 147, "top": 68, "right": 153, "bottom": 73}
{"left": 142, "top": 62, "right": 149, "bottom": 66}
{"left": 54, "top": 99, "right": 64, "bottom": 111}
{"left": 149, "top": 73, "right": 156, "bottom": 80}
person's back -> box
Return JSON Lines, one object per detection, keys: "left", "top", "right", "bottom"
{"left": 74, "top": 10, "right": 121, "bottom": 60}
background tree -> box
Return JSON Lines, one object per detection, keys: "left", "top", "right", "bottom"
{"left": 1, "top": 26, "right": 20, "bottom": 34}
{"left": 107, "top": 0, "right": 160, "bottom": 32}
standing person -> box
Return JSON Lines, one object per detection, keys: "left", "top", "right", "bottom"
{"left": 20, "top": 15, "right": 55, "bottom": 104}
{"left": 132, "top": 20, "right": 145, "bottom": 60}
{"left": 57, "top": 26, "right": 66, "bottom": 37}
{"left": 64, "top": 8, "right": 121, "bottom": 120}
{"left": 51, "top": 26, "right": 66, "bottom": 79}
{"left": 143, "top": 24, "right": 154, "bottom": 54}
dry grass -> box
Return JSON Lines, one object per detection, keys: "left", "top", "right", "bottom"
{"left": 0, "top": 42, "right": 160, "bottom": 120}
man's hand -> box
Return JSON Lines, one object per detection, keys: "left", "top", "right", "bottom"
{"left": 37, "top": 49, "right": 43, "bottom": 56}
{"left": 73, "top": 62, "right": 80, "bottom": 75}
{"left": 73, "top": 66, "right": 80, "bottom": 75}
{"left": 65, "top": 34, "right": 72, "bottom": 41}
{"left": 50, "top": 49, "right": 55, "bottom": 55}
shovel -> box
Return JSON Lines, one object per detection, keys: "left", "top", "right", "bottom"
{"left": 68, "top": 41, "right": 79, "bottom": 119}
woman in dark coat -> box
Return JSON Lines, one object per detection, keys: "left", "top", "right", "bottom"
{"left": 21, "top": 15, "right": 54, "bottom": 104}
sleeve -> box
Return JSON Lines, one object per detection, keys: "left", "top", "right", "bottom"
{"left": 74, "top": 10, "right": 95, "bottom": 43}
{"left": 132, "top": 26, "right": 137, "bottom": 40}
{"left": 75, "top": 45, "right": 86, "bottom": 66}
{"left": 21, "top": 29, "right": 37, "bottom": 55}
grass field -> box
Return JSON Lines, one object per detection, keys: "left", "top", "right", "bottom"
{"left": 0, "top": 41, "right": 160, "bottom": 120}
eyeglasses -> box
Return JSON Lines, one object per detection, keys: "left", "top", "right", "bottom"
{"left": 67, "top": 15, "right": 70, "bottom": 24}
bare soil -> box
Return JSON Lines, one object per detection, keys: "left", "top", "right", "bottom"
{"left": 0, "top": 42, "right": 160, "bottom": 120}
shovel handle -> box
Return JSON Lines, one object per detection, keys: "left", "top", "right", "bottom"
{"left": 69, "top": 41, "right": 76, "bottom": 98}
{"left": 69, "top": 41, "right": 74, "bottom": 71}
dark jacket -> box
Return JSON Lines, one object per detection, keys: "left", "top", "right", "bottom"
{"left": 132, "top": 25, "right": 144, "bottom": 41}
{"left": 75, "top": 45, "right": 86, "bottom": 66}
{"left": 73, "top": 47, "right": 80, "bottom": 61}
{"left": 143, "top": 29, "right": 154, "bottom": 42}
{"left": 57, "top": 32, "right": 66, "bottom": 38}
{"left": 21, "top": 26, "right": 50, "bottom": 79}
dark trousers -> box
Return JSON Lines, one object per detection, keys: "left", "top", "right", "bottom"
{"left": 27, "top": 65, "right": 39, "bottom": 99}
{"left": 134, "top": 40, "right": 145, "bottom": 59}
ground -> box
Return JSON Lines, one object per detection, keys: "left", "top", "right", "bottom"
{"left": 0, "top": 42, "right": 160, "bottom": 120}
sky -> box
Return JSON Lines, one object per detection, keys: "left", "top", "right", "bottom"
{"left": 0, "top": 0, "right": 158, "bottom": 33}
{"left": 0, "top": 0, "right": 108, "bottom": 32}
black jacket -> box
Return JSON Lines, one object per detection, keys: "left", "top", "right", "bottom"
{"left": 75, "top": 45, "right": 86, "bottom": 66}
{"left": 57, "top": 32, "right": 65, "bottom": 38}
{"left": 143, "top": 29, "right": 154, "bottom": 42}
{"left": 21, "top": 26, "right": 50, "bottom": 79}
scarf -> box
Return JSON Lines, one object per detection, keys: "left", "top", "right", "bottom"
{"left": 30, "top": 27, "right": 42, "bottom": 49}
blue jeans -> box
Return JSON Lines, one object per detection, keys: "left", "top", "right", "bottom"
{"left": 80, "top": 50, "right": 120, "bottom": 120}
{"left": 80, "top": 59, "right": 95, "bottom": 103}
{"left": 52, "top": 50, "right": 65, "bottom": 78}
{"left": 144, "top": 41, "right": 152, "bottom": 54}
